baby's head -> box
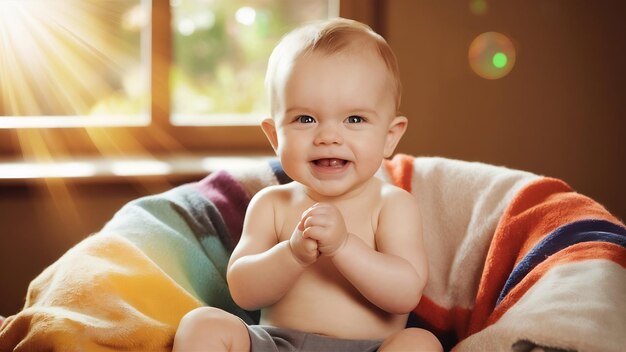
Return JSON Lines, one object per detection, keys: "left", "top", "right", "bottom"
{"left": 265, "top": 17, "right": 402, "bottom": 118}
{"left": 261, "top": 18, "right": 408, "bottom": 198}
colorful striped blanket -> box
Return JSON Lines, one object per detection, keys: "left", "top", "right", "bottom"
{"left": 1, "top": 155, "right": 624, "bottom": 351}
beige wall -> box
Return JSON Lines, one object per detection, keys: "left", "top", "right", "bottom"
{"left": 386, "top": 1, "right": 625, "bottom": 221}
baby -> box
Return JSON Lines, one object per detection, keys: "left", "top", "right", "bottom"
{"left": 174, "top": 17, "right": 442, "bottom": 352}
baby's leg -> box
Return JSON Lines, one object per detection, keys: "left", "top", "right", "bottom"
{"left": 379, "top": 328, "right": 443, "bottom": 352}
{"left": 173, "top": 306, "right": 250, "bottom": 352}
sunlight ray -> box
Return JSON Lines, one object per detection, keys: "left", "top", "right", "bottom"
{"left": 0, "top": 0, "right": 148, "bottom": 126}
{"left": 14, "top": 128, "right": 92, "bottom": 227}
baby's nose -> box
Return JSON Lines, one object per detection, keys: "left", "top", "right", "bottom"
{"left": 313, "top": 125, "right": 343, "bottom": 145}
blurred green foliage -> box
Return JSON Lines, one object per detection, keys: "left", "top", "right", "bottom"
{"left": 171, "top": 0, "right": 331, "bottom": 123}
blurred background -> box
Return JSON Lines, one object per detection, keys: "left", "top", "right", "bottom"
{"left": 1, "top": 0, "right": 624, "bottom": 315}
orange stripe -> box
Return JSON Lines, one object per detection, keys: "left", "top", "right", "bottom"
{"left": 467, "top": 177, "right": 623, "bottom": 336}
{"left": 486, "top": 241, "right": 626, "bottom": 326}
{"left": 383, "top": 154, "right": 414, "bottom": 192}
{"left": 414, "top": 296, "right": 472, "bottom": 338}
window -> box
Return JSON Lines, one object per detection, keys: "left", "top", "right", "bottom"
{"left": 0, "top": 0, "right": 370, "bottom": 162}
{"left": 0, "top": 0, "right": 150, "bottom": 128}
{"left": 171, "top": 0, "right": 338, "bottom": 126}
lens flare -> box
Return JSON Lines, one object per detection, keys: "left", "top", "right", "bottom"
{"left": 492, "top": 52, "right": 508, "bottom": 68}
{"left": 468, "top": 32, "right": 516, "bottom": 80}
{"left": 469, "top": 0, "right": 488, "bottom": 15}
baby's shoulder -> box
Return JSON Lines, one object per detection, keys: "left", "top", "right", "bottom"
{"left": 251, "top": 182, "right": 301, "bottom": 205}
{"left": 377, "top": 180, "right": 418, "bottom": 209}
{"left": 377, "top": 179, "right": 412, "bottom": 198}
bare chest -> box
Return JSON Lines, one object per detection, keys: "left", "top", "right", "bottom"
{"left": 276, "top": 201, "right": 380, "bottom": 248}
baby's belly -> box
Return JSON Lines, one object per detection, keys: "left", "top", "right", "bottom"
{"left": 259, "top": 259, "right": 407, "bottom": 340}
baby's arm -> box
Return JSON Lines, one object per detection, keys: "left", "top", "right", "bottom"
{"left": 331, "top": 190, "right": 427, "bottom": 314}
{"left": 226, "top": 188, "right": 318, "bottom": 311}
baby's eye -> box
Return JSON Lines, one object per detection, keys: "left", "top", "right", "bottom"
{"left": 346, "top": 115, "right": 364, "bottom": 123}
{"left": 297, "top": 115, "right": 316, "bottom": 123}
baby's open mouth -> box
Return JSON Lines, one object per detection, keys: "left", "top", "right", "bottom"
{"left": 312, "top": 158, "right": 348, "bottom": 168}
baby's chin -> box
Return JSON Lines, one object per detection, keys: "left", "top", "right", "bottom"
{"left": 299, "top": 180, "right": 368, "bottom": 201}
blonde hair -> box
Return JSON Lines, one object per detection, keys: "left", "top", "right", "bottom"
{"left": 265, "top": 17, "right": 402, "bottom": 116}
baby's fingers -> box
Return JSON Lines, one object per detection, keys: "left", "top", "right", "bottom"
{"left": 289, "top": 229, "right": 319, "bottom": 265}
{"left": 302, "top": 237, "right": 318, "bottom": 253}
{"left": 298, "top": 204, "right": 321, "bottom": 231}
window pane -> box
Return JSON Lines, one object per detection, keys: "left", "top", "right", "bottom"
{"left": 0, "top": 0, "right": 150, "bottom": 128}
{"left": 171, "top": 0, "right": 338, "bottom": 126}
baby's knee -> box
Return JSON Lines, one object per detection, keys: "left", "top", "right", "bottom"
{"left": 177, "top": 306, "right": 240, "bottom": 333}
{"left": 380, "top": 328, "right": 443, "bottom": 352}
{"left": 174, "top": 306, "right": 247, "bottom": 351}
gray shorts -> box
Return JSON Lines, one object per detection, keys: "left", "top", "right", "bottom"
{"left": 246, "top": 325, "right": 383, "bottom": 352}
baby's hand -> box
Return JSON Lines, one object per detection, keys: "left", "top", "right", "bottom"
{"left": 301, "top": 203, "right": 348, "bottom": 257}
{"left": 289, "top": 223, "right": 320, "bottom": 266}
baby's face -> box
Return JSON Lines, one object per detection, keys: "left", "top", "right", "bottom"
{"left": 266, "top": 50, "right": 401, "bottom": 199}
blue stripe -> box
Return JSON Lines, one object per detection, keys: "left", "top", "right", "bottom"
{"left": 496, "top": 219, "right": 626, "bottom": 305}
{"left": 269, "top": 158, "right": 292, "bottom": 185}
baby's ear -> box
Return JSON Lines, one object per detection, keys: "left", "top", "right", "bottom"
{"left": 261, "top": 118, "right": 279, "bottom": 152}
{"left": 383, "top": 115, "right": 408, "bottom": 158}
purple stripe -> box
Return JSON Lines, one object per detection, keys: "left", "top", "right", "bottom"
{"left": 194, "top": 170, "right": 251, "bottom": 246}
